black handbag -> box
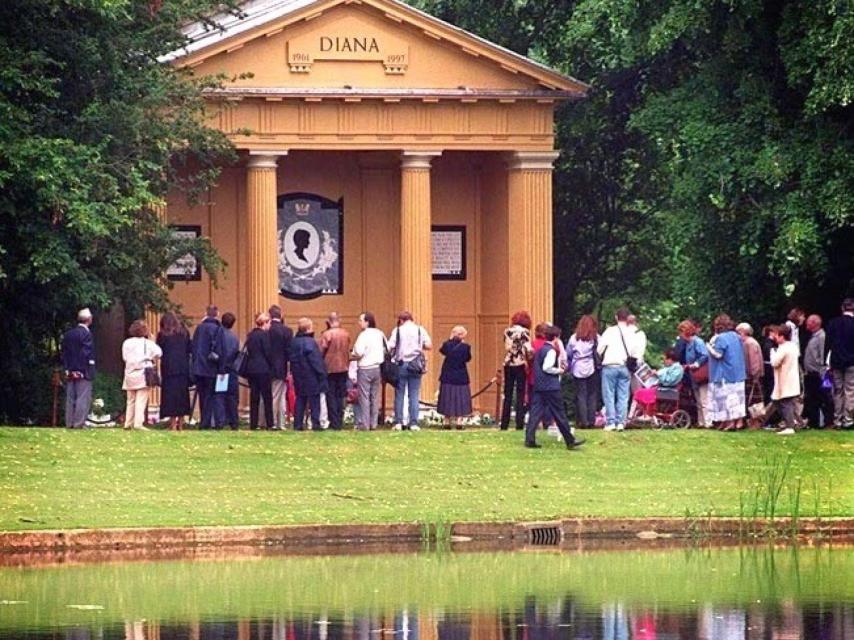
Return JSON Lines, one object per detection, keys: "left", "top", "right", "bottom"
{"left": 618, "top": 328, "right": 639, "bottom": 373}
{"left": 407, "top": 327, "right": 428, "bottom": 375}
{"left": 592, "top": 337, "right": 603, "bottom": 371}
{"left": 234, "top": 345, "right": 249, "bottom": 378}
{"left": 381, "top": 337, "right": 400, "bottom": 385}
{"left": 143, "top": 340, "right": 161, "bottom": 387}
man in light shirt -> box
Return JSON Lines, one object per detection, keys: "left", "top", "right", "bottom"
{"left": 387, "top": 311, "right": 432, "bottom": 430}
{"left": 597, "top": 307, "right": 641, "bottom": 431}
{"left": 351, "top": 312, "right": 386, "bottom": 430}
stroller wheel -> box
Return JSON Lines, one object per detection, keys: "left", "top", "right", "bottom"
{"left": 670, "top": 410, "right": 691, "bottom": 429}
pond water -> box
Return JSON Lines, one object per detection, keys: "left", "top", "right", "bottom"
{"left": 0, "top": 545, "right": 851, "bottom": 639}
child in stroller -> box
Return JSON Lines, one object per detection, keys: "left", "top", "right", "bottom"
{"left": 630, "top": 349, "right": 692, "bottom": 428}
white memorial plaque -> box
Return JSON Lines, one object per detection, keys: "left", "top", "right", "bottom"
{"left": 431, "top": 226, "right": 466, "bottom": 280}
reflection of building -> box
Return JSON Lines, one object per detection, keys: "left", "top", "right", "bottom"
{"left": 160, "top": 0, "right": 586, "bottom": 408}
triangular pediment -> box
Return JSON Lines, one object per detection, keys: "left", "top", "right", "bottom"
{"left": 168, "top": 0, "right": 586, "bottom": 96}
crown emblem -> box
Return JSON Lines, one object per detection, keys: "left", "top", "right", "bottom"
{"left": 295, "top": 202, "right": 311, "bottom": 216}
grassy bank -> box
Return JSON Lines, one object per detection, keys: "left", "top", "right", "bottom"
{"left": 0, "top": 427, "right": 851, "bottom": 531}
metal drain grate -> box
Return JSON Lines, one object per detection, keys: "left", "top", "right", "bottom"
{"left": 528, "top": 526, "right": 562, "bottom": 545}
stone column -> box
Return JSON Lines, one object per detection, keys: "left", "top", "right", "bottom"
{"left": 245, "top": 152, "right": 285, "bottom": 323}
{"left": 506, "top": 151, "right": 560, "bottom": 325}
{"left": 400, "top": 151, "right": 441, "bottom": 402}
{"left": 145, "top": 202, "right": 168, "bottom": 414}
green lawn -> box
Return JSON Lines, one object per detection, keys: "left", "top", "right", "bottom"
{"left": 1, "top": 427, "right": 851, "bottom": 531}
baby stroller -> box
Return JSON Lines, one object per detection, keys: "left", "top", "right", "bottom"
{"left": 630, "top": 383, "right": 692, "bottom": 429}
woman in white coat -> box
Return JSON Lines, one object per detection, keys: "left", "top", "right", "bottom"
{"left": 122, "top": 319, "right": 162, "bottom": 430}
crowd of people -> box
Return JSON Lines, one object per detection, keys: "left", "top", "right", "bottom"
{"left": 533, "top": 300, "right": 854, "bottom": 436}
{"left": 60, "top": 297, "right": 854, "bottom": 439}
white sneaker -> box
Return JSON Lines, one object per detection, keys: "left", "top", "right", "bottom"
{"left": 392, "top": 424, "right": 403, "bottom": 431}
{"left": 603, "top": 425, "right": 617, "bottom": 432}
{"left": 777, "top": 427, "right": 796, "bottom": 435}
{"left": 410, "top": 425, "right": 421, "bottom": 431}
{"left": 616, "top": 424, "right": 625, "bottom": 431}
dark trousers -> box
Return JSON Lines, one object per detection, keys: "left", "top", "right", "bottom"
{"left": 326, "top": 372, "right": 348, "bottom": 430}
{"left": 573, "top": 374, "right": 599, "bottom": 426}
{"left": 222, "top": 373, "right": 239, "bottom": 430}
{"left": 501, "top": 364, "right": 528, "bottom": 430}
{"left": 197, "top": 376, "right": 223, "bottom": 429}
{"left": 776, "top": 396, "right": 798, "bottom": 429}
{"left": 295, "top": 394, "right": 321, "bottom": 431}
{"left": 526, "top": 389, "right": 575, "bottom": 446}
{"left": 803, "top": 371, "right": 834, "bottom": 427}
{"left": 247, "top": 373, "right": 273, "bottom": 429}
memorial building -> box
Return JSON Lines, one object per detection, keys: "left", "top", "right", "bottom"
{"left": 160, "top": 0, "right": 586, "bottom": 408}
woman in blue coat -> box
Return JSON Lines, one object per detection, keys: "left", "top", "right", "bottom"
{"left": 437, "top": 325, "right": 473, "bottom": 429}
{"left": 289, "top": 317, "right": 328, "bottom": 431}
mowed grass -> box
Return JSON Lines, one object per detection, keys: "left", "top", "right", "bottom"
{"left": 0, "top": 427, "right": 851, "bottom": 531}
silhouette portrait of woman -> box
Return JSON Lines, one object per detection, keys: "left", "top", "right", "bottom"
{"left": 293, "top": 229, "right": 311, "bottom": 263}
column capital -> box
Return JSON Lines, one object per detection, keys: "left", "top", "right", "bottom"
{"left": 506, "top": 150, "right": 560, "bottom": 171}
{"left": 401, "top": 150, "right": 442, "bottom": 170}
{"left": 247, "top": 151, "right": 288, "bottom": 169}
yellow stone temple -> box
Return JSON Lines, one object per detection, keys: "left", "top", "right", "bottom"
{"left": 158, "top": 0, "right": 586, "bottom": 409}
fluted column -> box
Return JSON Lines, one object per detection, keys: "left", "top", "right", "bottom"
{"left": 246, "top": 153, "right": 284, "bottom": 323}
{"left": 506, "top": 151, "right": 559, "bottom": 325}
{"left": 400, "top": 151, "right": 441, "bottom": 400}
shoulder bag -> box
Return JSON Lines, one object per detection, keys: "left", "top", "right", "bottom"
{"left": 688, "top": 339, "right": 709, "bottom": 384}
{"left": 234, "top": 344, "right": 249, "bottom": 378}
{"left": 381, "top": 331, "right": 401, "bottom": 386}
{"left": 592, "top": 338, "right": 603, "bottom": 371}
{"left": 618, "top": 328, "right": 638, "bottom": 373}
{"left": 408, "top": 326, "right": 428, "bottom": 375}
{"left": 143, "top": 340, "right": 161, "bottom": 388}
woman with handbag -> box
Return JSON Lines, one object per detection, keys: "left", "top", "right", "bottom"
{"left": 437, "top": 326, "right": 473, "bottom": 429}
{"left": 677, "top": 320, "right": 711, "bottom": 427}
{"left": 566, "top": 314, "right": 601, "bottom": 428}
{"left": 157, "top": 312, "right": 192, "bottom": 431}
{"left": 121, "top": 319, "right": 162, "bottom": 430}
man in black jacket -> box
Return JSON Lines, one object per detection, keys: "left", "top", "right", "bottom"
{"left": 191, "top": 305, "right": 224, "bottom": 429}
{"left": 268, "top": 305, "right": 293, "bottom": 430}
{"left": 827, "top": 298, "right": 854, "bottom": 429}
{"left": 61, "top": 308, "right": 95, "bottom": 428}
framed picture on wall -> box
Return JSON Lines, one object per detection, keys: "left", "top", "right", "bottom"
{"left": 166, "top": 225, "right": 202, "bottom": 281}
{"left": 431, "top": 225, "right": 466, "bottom": 281}
{"left": 277, "top": 193, "right": 344, "bottom": 300}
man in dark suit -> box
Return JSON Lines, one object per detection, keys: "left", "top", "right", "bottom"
{"left": 219, "top": 312, "right": 241, "bottom": 430}
{"left": 191, "top": 305, "right": 224, "bottom": 429}
{"left": 61, "top": 308, "right": 96, "bottom": 428}
{"left": 268, "top": 304, "right": 293, "bottom": 430}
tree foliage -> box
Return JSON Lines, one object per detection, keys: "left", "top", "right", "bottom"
{"left": 0, "top": 0, "right": 236, "bottom": 422}
{"left": 412, "top": 0, "right": 854, "bottom": 332}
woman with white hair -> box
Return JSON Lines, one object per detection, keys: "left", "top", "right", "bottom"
{"left": 437, "top": 326, "right": 472, "bottom": 429}
{"left": 736, "top": 322, "right": 764, "bottom": 410}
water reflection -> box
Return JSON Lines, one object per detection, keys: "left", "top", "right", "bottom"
{"left": 2, "top": 547, "right": 852, "bottom": 640}
{"left": 11, "top": 600, "right": 854, "bottom": 640}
